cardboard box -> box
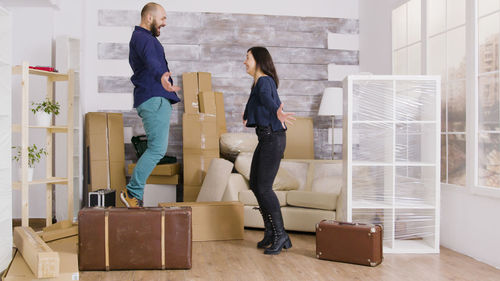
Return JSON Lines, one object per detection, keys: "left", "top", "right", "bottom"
{"left": 198, "top": 91, "right": 217, "bottom": 114}
{"left": 4, "top": 236, "right": 78, "bottom": 281}
{"left": 183, "top": 184, "right": 202, "bottom": 202}
{"left": 183, "top": 150, "right": 219, "bottom": 187}
{"left": 182, "top": 113, "right": 219, "bottom": 152}
{"left": 146, "top": 175, "right": 179, "bottom": 185}
{"left": 284, "top": 116, "right": 315, "bottom": 159}
{"left": 214, "top": 92, "right": 227, "bottom": 138}
{"left": 182, "top": 72, "right": 212, "bottom": 114}
{"left": 85, "top": 112, "right": 126, "bottom": 207}
{"left": 127, "top": 162, "right": 180, "bottom": 177}
{"left": 158, "top": 201, "right": 244, "bottom": 241}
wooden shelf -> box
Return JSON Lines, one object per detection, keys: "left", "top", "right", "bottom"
{"left": 12, "top": 177, "right": 68, "bottom": 189}
{"left": 12, "top": 124, "right": 68, "bottom": 133}
{"left": 12, "top": 65, "right": 68, "bottom": 81}
{"left": 11, "top": 61, "right": 75, "bottom": 228}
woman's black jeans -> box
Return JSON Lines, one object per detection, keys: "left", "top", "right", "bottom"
{"left": 249, "top": 126, "right": 286, "bottom": 214}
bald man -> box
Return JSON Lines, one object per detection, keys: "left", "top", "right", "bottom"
{"left": 121, "top": 2, "right": 181, "bottom": 208}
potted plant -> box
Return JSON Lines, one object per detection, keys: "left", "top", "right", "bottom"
{"left": 12, "top": 144, "right": 47, "bottom": 181}
{"left": 31, "top": 98, "right": 60, "bottom": 127}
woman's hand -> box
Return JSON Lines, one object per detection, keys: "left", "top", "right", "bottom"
{"left": 161, "top": 72, "right": 181, "bottom": 92}
{"left": 277, "top": 103, "right": 296, "bottom": 129}
{"left": 241, "top": 112, "right": 247, "bottom": 126}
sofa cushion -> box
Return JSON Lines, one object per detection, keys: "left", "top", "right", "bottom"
{"left": 222, "top": 173, "right": 249, "bottom": 201}
{"left": 238, "top": 190, "right": 287, "bottom": 207}
{"left": 311, "top": 176, "right": 342, "bottom": 194}
{"left": 280, "top": 161, "right": 309, "bottom": 190}
{"left": 219, "top": 133, "right": 258, "bottom": 162}
{"left": 196, "top": 158, "right": 234, "bottom": 202}
{"left": 281, "top": 206, "right": 335, "bottom": 232}
{"left": 286, "top": 190, "right": 338, "bottom": 211}
{"left": 234, "top": 152, "right": 300, "bottom": 191}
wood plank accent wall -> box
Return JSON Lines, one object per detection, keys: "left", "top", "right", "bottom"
{"left": 96, "top": 10, "right": 358, "bottom": 163}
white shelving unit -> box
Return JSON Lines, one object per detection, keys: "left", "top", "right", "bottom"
{"left": 340, "top": 75, "right": 441, "bottom": 254}
{"left": 0, "top": 6, "right": 12, "bottom": 273}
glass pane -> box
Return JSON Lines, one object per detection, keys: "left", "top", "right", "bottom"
{"left": 393, "top": 4, "right": 407, "bottom": 50}
{"left": 352, "top": 80, "right": 394, "bottom": 121}
{"left": 393, "top": 48, "right": 408, "bottom": 75}
{"left": 447, "top": 0, "right": 466, "bottom": 29}
{"left": 478, "top": 73, "right": 500, "bottom": 131}
{"left": 478, "top": 12, "right": 500, "bottom": 74}
{"left": 441, "top": 134, "right": 447, "bottom": 183}
{"left": 407, "top": 43, "right": 421, "bottom": 75}
{"left": 408, "top": 0, "right": 422, "bottom": 44}
{"left": 478, "top": 133, "right": 500, "bottom": 188}
{"left": 447, "top": 80, "right": 466, "bottom": 132}
{"left": 447, "top": 26, "right": 466, "bottom": 80}
{"left": 448, "top": 134, "right": 466, "bottom": 186}
{"left": 479, "top": 0, "right": 500, "bottom": 17}
{"left": 428, "top": 0, "right": 446, "bottom": 36}
{"left": 428, "top": 34, "right": 447, "bottom": 81}
{"left": 442, "top": 82, "right": 447, "bottom": 132}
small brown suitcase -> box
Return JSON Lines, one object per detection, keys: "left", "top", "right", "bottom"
{"left": 316, "top": 220, "right": 383, "bottom": 267}
{"left": 78, "top": 207, "right": 192, "bottom": 271}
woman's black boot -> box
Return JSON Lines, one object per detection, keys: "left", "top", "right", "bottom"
{"left": 255, "top": 207, "right": 273, "bottom": 248}
{"left": 264, "top": 211, "right": 292, "bottom": 255}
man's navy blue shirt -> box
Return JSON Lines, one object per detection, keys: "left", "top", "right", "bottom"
{"left": 129, "top": 26, "right": 180, "bottom": 108}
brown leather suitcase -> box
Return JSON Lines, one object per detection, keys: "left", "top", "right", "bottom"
{"left": 316, "top": 220, "right": 383, "bottom": 266}
{"left": 78, "top": 207, "right": 192, "bottom": 271}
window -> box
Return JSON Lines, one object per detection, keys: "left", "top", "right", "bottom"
{"left": 392, "top": 0, "right": 422, "bottom": 75}
{"left": 427, "top": 0, "right": 467, "bottom": 186}
{"left": 393, "top": 0, "right": 467, "bottom": 186}
{"left": 478, "top": 0, "right": 500, "bottom": 189}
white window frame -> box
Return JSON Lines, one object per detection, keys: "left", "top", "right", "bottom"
{"left": 392, "top": 0, "right": 500, "bottom": 198}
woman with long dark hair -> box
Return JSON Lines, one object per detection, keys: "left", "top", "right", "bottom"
{"left": 243, "top": 46, "right": 296, "bottom": 255}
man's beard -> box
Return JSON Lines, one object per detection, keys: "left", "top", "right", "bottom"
{"left": 150, "top": 20, "right": 160, "bottom": 37}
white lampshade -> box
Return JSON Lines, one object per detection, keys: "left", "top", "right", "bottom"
{"left": 318, "top": 87, "right": 343, "bottom": 116}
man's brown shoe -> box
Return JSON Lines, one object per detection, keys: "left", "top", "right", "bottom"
{"left": 120, "top": 189, "right": 143, "bottom": 208}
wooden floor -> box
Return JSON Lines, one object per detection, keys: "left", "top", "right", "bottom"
{"left": 80, "top": 229, "right": 500, "bottom": 281}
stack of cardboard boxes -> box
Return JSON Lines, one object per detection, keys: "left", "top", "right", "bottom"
{"left": 182, "top": 72, "right": 227, "bottom": 201}
{"left": 84, "top": 112, "right": 126, "bottom": 207}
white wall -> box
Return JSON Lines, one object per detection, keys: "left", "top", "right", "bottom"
{"left": 441, "top": 186, "right": 500, "bottom": 269}
{"left": 359, "top": 0, "right": 401, "bottom": 74}
{"left": 359, "top": 0, "right": 500, "bottom": 270}
{"left": 9, "top": 6, "right": 54, "bottom": 219}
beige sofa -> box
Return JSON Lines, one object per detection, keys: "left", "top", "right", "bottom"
{"left": 221, "top": 155, "right": 344, "bottom": 232}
